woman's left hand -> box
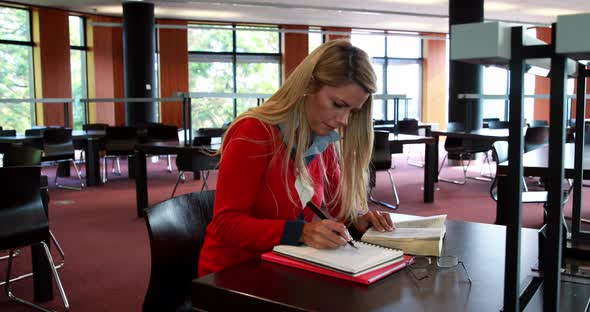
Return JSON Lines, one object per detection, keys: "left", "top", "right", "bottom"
{"left": 353, "top": 210, "right": 395, "bottom": 234}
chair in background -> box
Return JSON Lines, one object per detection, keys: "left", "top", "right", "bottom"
{"left": 529, "top": 120, "right": 549, "bottom": 127}
{"left": 143, "top": 190, "right": 215, "bottom": 312}
{"left": 0, "top": 146, "right": 66, "bottom": 284}
{"left": 488, "top": 120, "right": 510, "bottom": 129}
{"left": 0, "top": 166, "right": 69, "bottom": 311}
{"left": 197, "top": 127, "right": 226, "bottom": 138}
{"left": 146, "top": 124, "right": 179, "bottom": 172}
{"left": 368, "top": 130, "right": 399, "bottom": 210}
{"left": 0, "top": 129, "right": 17, "bottom": 154}
{"left": 438, "top": 122, "right": 494, "bottom": 185}
{"left": 524, "top": 126, "right": 549, "bottom": 153}
{"left": 42, "top": 128, "right": 84, "bottom": 190}
{"left": 103, "top": 126, "right": 138, "bottom": 182}
{"left": 396, "top": 118, "right": 423, "bottom": 167}
{"left": 171, "top": 142, "right": 220, "bottom": 198}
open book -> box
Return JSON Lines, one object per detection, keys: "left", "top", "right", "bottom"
{"left": 361, "top": 213, "right": 447, "bottom": 256}
{"left": 269, "top": 241, "right": 403, "bottom": 276}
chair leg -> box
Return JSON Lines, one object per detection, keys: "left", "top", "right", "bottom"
{"left": 56, "top": 160, "right": 84, "bottom": 191}
{"left": 5, "top": 242, "right": 70, "bottom": 312}
{"left": 112, "top": 157, "right": 122, "bottom": 175}
{"left": 200, "top": 171, "right": 211, "bottom": 192}
{"left": 438, "top": 153, "right": 467, "bottom": 185}
{"left": 0, "top": 250, "right": 20, "bottom": 261}
{"left": 387, "top": 169, "right": 400, "bottom": 206}
{"left": 171, "top": 171, "right": 185, "bottom": 198}
{"left": 102, "top": 157, "right": 108, "bottom": 183}
{"left": 367, "top": 170, "right": 399, "bottom": 210}
{"left": 50, "top": 230, "right": 65, "bottom": 269}
{"left": 467, "top": 152, "right": 493, "bottom": 182}
{"left": 406, "top": 144, "right": 424, "bottom": 168}
{"left": 166, "top": 155, "right": 172, "bottom": 173}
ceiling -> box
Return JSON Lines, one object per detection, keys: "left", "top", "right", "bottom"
{"left": 8, "top": 0, "right": 590, "bottom": 33}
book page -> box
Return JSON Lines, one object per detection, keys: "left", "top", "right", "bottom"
{"left": 364, "top": 227, "right": 442, "bottom": 239}
{"left": 392, "top": 215, "right": 446, "bottom": 229}
{"left": 273, "top": 242, "right": 402, "bottom": 274}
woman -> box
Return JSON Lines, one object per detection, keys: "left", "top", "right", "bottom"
{"left": 198, "top": 39, "right": 394, "bottom": 277}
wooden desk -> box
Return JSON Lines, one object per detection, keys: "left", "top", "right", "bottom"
{"left": 134, "top": 142, "right": 219, "bottom": 217}
{"left": 192, "top": 220, "right": 563, "bottom": 311}
{"left": 495, "top": 144, "right": 590, "bottom": 226}
{"left": 388, "top": 134, "right": 436, "bottom": 203}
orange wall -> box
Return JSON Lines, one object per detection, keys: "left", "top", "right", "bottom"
{"left": 422, "top": 33, "right": 448, "bottom": 129}
{"left": 37, "top": 7, "right": 72, "bottom": 126}
{"left": 88, "top": 15, "right": 117, "bottom": 125}
{"left": 533, "top": 27, "right": 551, "bottom": 123}
{"left": 112, "top": 23, "right": 126, "bottom": 126}
{"left": 281, "top": 25, "right": 308, "bottom": 80}
{"left": 158, "top": 19, "right": 189, "bottom": 129}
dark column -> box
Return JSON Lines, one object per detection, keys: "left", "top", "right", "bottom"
{"left": 123, "top": 1, "right": 157, "bottom": 127}
{"left": 449, "top": 0, "right": 484, "bottom": 131}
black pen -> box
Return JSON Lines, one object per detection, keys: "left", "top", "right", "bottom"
{"left": 306, "top": 201, "right": 357, "bottom": 249}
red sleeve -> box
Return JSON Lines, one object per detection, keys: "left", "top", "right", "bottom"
{"left": 207, "top": 118, "right": 287, "bottom": 251}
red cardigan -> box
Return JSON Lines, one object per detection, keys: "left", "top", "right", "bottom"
{"left": 198, "top": 118, "right": 341, "bottom": 277}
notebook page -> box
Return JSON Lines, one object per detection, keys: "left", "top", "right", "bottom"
{"left": 273, "top": 242, "right": 402, "bottom": 274}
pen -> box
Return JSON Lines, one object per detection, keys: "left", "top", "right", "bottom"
{"left": 306, "top": 201, "right": 357, "bottom": 249}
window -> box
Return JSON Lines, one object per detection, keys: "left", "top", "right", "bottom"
{"left": 69, "top": 15, "right": 87, "bottom": 129}
{"left": 0, "top": 6, "right": 34, "bottom": 133}
{"left": 188, "top": 24, "right": 280, "bottom": 129}
{"left": 308, "top": 27, "right": 324, "bottom": 53}
{"left": 352, "top": 31, "right": 423, "bottom": 121}
{"left": 482, "top": 68, "right": 536, "bottom": 122}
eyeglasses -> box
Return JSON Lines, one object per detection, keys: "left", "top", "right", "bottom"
{"left": 407, "top": 255, "right": 472, "bottom": 286}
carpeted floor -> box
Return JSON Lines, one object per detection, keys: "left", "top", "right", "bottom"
{"left": 0, "top": 150, "right": 588, "bottom": 311}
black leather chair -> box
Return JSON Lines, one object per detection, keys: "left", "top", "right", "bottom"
{"left": 438, "top": 122, "right": 494, "bottom": 185}
{"left": 524, "top": 126, "right": 549, "bottom": 153}
{"left": 368, "top": 130, "right": 399, "bottom": 210}
{"left": 488, "top": 120, "right": 510, "bottom": 129}
{"left": 146, "top": 124, "right": 179, "bottom": 173}
{"left": 143, "top": 190, "right": 215, "bottom": 312}
{"left": 0, "top": 129, "right": 17, "bottom": 153}
{"left": 103, "top": 126, "right": 138, "bottom": 182}
{"left": 0, "top": 166, "right": 69, "bottom": 311}
{"left": 397, "top": 118, "right": 423, "bottom": 167}
{"left": 42, "top": 128, "right": 84, "bottom": 190}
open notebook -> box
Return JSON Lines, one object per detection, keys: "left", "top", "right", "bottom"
{"left": 270, "top": 241, "right": 403, "bottom": 275}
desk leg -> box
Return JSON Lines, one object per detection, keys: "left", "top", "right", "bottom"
{"left": 32, "top": 241, "right": 52, "bottom": 302}
{"left": 85, "top": 138, "right": 101, "bottom": 186}
{"left": 496, "top": 174, "right": 508, "bottom": 226}
{"left": 135, "top": 150, "right": 147, "bottom": 218}
{"left": 424, "top": 142, "right": 434, "bottom": 203}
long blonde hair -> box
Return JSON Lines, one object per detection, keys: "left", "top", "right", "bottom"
{"left": 219, "top": 39, "right": 376, "bottom": 222}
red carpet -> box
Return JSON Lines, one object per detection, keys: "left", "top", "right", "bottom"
{"left": 0, "top": 151, "right": 588, "bottom": 311}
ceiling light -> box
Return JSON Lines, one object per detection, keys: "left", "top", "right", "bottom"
{"left": 92, "top": 5, "right": 122, "bottom": 15}
{"left": 155, "top": 8, "right": 241, "bottom": 19}
{"left": 380, "top": 0, "right": 444, "bottom": 4}
{"left": 485, "top": 2, "right": 518, "bottom": 12}
{"left": 527, "top": 8, "right": 579, "bottom": 17}
{"left": 380, "top": 21, "right": 433, "bottom": 30}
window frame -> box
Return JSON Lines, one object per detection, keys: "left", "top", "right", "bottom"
{"left": 69, "top": 14, "right": 88, "bottom": 129}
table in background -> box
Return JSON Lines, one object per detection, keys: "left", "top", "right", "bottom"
{"left": 388, "top": 133, "right": 436, "bottom": 203}
{"left": 374, "top": 121, "right": 438, "bottom": 136}
{"left": 134, "top": 141, "right": 220, "bottom": 217}
{"left": 192, "top": 220, "right": 588, "bottom": 311}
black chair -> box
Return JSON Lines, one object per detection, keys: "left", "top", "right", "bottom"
{"left": 529, "top": 120, "right": 549, "bottom": 127}
{"left": 143, "top": 190, "right": 215, "bottom": 312}
{"left": 82, "top": 123, "right": 109, "bottom": 131}
{"left": 1, "top": 146, "right": 66, "bottom": 283}
{"left": 488, "top": 120, "right": 510, "bottom": 129}
{"left": 171, "top": 144, "right": 220, "bottom": 198}
{"left": 524, "top": 126, "right": 549, "bottom": 153}
{"left": 397, "top": 118, "right": 423, "bottom": 167}
{"left": 197, "top": 127, "right": 226, "bottom": 138}
{"left": 368, "top": 130, "right": 399, "bottom": 210}
{"left": 438, "top": 122, "right": 494, "bottom": 185}
{"left": 0, "top": 129, "right": 17, "bottom": 153}
{"left": 103, "top": 126, "right": 138, "bottom": 182}
{"left": 0, "top": 166, "right": 69, "bottom": 311}
{"left": 146, "top": 124, "right": 179, "bottom": 173}
{"left": 42, "top": 128, "right": 84, "bottom": 190}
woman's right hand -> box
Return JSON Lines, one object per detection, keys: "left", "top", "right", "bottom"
{"left": 300, "top": 220, "right": 351, "bottom": 249}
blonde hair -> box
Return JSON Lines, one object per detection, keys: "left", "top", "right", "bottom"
{"left": 219, "top": 39, "right": 376, "bottom": 222}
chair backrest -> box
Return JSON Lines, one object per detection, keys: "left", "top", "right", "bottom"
{"left": 0, "top": 166, "right": 48, "bottom": 251}
{"left": 83, "top": 123, "right": 109, "bottom": 131}
{"left": 0, "top": 129, "right": 16, "bottom": 137}
{"left": 371, "top": 130, "right": 392, "bottom": 171}
{"left": 489, "top": 141, "right": 509, "bottom": 201}
{"left": 143, "top": 190, "right": 215, "bottom": 312}
{"left": 488, "top": 120, "right": 510, "bottom": 129}
{"left": 3, "top": 145, "right": 42, "bottom": 166}
{"left": 524, "top": 126, "right": 549, "bottom": 152}
{"left": 105, "top": 126, "right": 138, "bottom": 155}
{"left": 530, "top": 120, "right": 548, "bottom": 127}
{"left": 397, "top": 119, "right": 419, "bottom": 135}
{"left": 197, "top": 127, "right": 226, "bottom": 138}
{"left": 42, "top": 128, "right": 74, "bottom": 160}
{"left": 444, "top": 122, "right": 464, "bottom": 150}
{"left": 146, "top": 124, "right": 178, "bottom": 142}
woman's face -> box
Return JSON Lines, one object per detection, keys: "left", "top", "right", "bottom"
{"left": 304, "top": 82, "right": 369, "bottom": 136}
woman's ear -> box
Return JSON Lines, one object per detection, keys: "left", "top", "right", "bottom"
{"left": 305, "top": 75, "right": 319, "bottom": 94}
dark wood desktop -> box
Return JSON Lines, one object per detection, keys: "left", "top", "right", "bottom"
{"left": 190, "top": 220, "right": 590, "bottom": 311}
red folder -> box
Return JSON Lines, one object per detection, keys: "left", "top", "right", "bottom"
{"left": 261, "top": 251, "right": 413, "bottom": 285}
